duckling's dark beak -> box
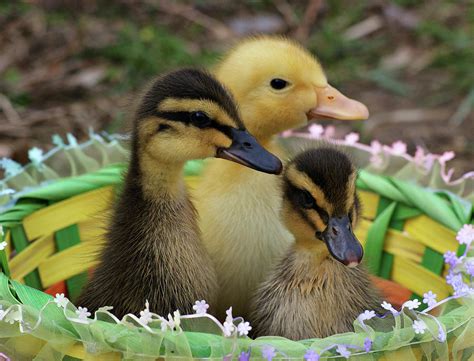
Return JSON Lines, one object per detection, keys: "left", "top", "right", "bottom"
{"left": 216, "top": 129, "right": 282, "bottom": 174}
{"left": 321, "top": 215, "right": 363, "bottom": 267}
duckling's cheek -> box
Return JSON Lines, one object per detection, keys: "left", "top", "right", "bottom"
{"left": 281, "top": 202, "right": 315, "bottom": 241}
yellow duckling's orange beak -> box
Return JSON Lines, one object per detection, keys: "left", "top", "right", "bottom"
{"left": 308, "top": 84, "right": 369, "bottom": 120}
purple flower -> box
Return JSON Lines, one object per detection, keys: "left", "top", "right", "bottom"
{"left": 456, "top": 224, "right": 474, "bottom": 246}
{"left": 422, "top": 291, "right": 437, "bottom": 307}
{"left": 336, "top": 345, "right": 351, "bottom": 359}
{"left": 304, "top": 349, "right": 320, "bottom": 361}
{"left": 444, "top": 251, "right": 459, "bottom": 267}
{"left": 261, "top": 346, "right": 276, "bottom": 361}
{"left": 364, "top": 338, "right": 372, "bottom": 353}
{"left": 466, "top": 261, "right": 474, "bottom": 277}
{"left": 438, "top": 328, "right": 446, "bottom": 342}
{"left": 238, "top": 351, "right": 251, "bottom": 361}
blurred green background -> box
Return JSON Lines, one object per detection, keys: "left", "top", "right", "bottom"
{"left": 0, "top": 0, "right": 472, "bottom": 174}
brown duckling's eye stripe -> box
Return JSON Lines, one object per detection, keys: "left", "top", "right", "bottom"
{"left": 153, "top": 111, "right": 234, "bottom": 137}
{"left": 286, "top": 183, "right": 330, "bottom": 225}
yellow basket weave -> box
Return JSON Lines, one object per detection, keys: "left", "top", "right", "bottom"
{"left": 0, "top": 133, "right": 472, "bottom": 360}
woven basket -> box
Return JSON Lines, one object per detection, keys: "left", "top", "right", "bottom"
{"left": 0, "top": 132, "right": 472, "bottom": 360}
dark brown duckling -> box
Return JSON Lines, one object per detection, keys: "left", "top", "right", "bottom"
{"left": 250, "top": 147, "right": 381, "bottom": 340}
{"left": 76, "top": 68, "right": 282, "bottom": 318}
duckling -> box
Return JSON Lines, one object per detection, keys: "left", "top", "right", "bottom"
{"left": 195, "top": 36, "right": 369, "bottom": 318}
{"left": 250, "top": 147, "right": 381, "bottom": 340}
{"left": 76, "top": 68, "right": 282, "bottom": 318}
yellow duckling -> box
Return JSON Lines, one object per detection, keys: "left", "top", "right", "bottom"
{"left": 250, "top": 147, "right": 381, "bottom": 339}
{"left": 195, "top": 36, "right": 369, "bottom": 318}
{"left": 77, "top": 68, "right": 281, "bottom": 318}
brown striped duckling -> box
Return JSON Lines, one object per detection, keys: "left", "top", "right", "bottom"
{"left": 77, "top": 68, "right": 282, "bottom": 318}
{"left": 195, "top": 36, "right": 369, "bottom": 319}
{"left": 250, "top": 147, "right": 381, "bottom": 339}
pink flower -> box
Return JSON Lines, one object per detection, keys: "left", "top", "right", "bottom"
{"left": 370, "top": 154, "right": 384, "bottom": 169}
{"left": 344, "top": 132, "right": 359, "bottom": 144}
{"left": 439, "top": 151, "right": 455, "bottom": 163}
{"left": 390, "top": 141, "right": 407, "bottom": 155}
{"left": 323, "top": 126, "right": 336, "bottom": 138}
{"left": 308, "top": 124, "right": 324, "bottom": 138}
{"left": 370, "top": 140, "right": 382, "bottom": 154}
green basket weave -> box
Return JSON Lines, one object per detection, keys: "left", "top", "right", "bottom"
{"left": 0, "top": 132, "right": 472, "bottom": 360}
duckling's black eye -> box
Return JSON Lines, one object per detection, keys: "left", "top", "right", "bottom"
{"left": 157, "top": 124, "right": 171, "bottom": 132}
{"left": 270, "top": 78, "right": 288, "bottom": 90}
{"left": 299, "top": 190, "right": 316, "bottom": 209}
{"left": 190, "top": 111, "right": 212, "bottom": 128}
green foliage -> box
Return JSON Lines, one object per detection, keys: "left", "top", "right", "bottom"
{"left": 86, "top": 24, "right": 216, "bottom": 91}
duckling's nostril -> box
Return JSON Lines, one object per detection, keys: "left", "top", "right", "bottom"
{"left": 243, "top": 141, "right": 252, "bottom": 148}
{"left": 332, "top": 226, "right": 338, "bottom": 235}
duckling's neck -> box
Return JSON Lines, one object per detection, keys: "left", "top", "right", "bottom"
{"left": 295, "top": 239, "right": 330, "bottom": 265}
{"left": 138, "top": 152, "right": 186, "bottom": 201}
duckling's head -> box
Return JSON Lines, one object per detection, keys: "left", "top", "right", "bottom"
{"left": 215, "top": 37, "right": 369, "bottom": 140}
{"left": 132, "top": 68, "right": 282, "bottom": 174}
{"left": 282, "top": 147, "right": 363, "bottom": 267}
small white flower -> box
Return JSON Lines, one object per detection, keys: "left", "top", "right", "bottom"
{"left": 359, "top": 310, "right": 376, "bottom": 321}
{"left": 344, "top": 132, "right": 359, "bottom": 144}
{"left": 192, "top": 300, "right": 209, "bottom": 315}
{"left": 0, "top": 241, "right": 7, "bottom": 251}
{"left": 381, "top": 301, "right": 395, "bottom": 312}
{"left": 422, "top": 291, "right": 437, "bottom": 307}
{"left": 404, "top": 299, "right": 421, "bottom": 310}
{"left": 76, "top": 307, "right": 91, "bottom": 321}
{"left": 225, "top": 307, "right": 233, "bottom": 324}
{"left": 139, "top": 301, "right": 153, "bottom": 325}
{"left": 160, "top": 317, "right": 169, "bottom": 331}
{"left": 223, "top": 321, "right": 235, "bottom": 337}
{"left": 173, "top": 310, "right": 181, "bottom": 329}
{"left": 237, "top": 321, "right": 252, "bottom": 336}
{"left": 413, "top": 320, "right": 427, "bottom": 334}
{"left": 54, "top": 293, "right": 68, "bottom": 308}
{"left": 223, "top": 306, "right": 235, "bottom": 336}
{"left": 336, "top": 345, "right": 351, "bottom": 359}
{"left": 28, "top": 147, "right": 44, "bottom": 164}
{"left": 5, "top": 309, "right": 20, "bottom": 324}
{"left": 308, "top": 124, "right": 324, "bottom": 138}
{"left": 390, "top": 141, "right": 407, "bottom": 155}
{"left": 456, "top": 224, "right": 474, "bottom": 246}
